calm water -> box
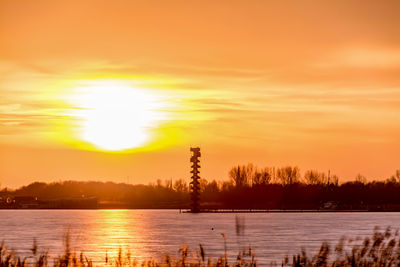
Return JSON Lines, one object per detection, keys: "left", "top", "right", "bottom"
{"left": 1, "top": 210, "right": 399, "bottom": 265}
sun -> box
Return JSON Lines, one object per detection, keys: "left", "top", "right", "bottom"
{"left": 71, "top": 81, "right": 166, "bottom": 151}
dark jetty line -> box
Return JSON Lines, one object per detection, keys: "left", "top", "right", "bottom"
{"left": 180, "top": 209, "right": 369, "bottom": 213}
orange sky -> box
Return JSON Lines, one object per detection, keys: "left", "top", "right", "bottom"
{"left": 1, "top": 0, "right": 400, "bottom": 188}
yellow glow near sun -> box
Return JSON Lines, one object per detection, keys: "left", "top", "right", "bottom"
{"left": 70, "top": 81, "right": 167, "bottom": 151}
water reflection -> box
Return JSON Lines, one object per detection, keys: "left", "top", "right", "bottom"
{"left": 1, "top": 210, "right": 400, "bottom": 265}
{"left": 78, "top": 210, "right": 150, "bottom": 262}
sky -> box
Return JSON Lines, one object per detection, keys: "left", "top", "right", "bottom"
{"left": 1, "top": 0, "right": 400, "bottom": 188}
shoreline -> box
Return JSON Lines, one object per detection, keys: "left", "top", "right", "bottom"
{"left": 1, "top": 208, "right": 398, "bottom": 212}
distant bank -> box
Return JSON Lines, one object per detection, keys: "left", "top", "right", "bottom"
{"left": 3, "top": 178, "right": 400, "bottom": 211}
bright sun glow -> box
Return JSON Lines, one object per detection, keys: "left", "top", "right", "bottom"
{"left": 71, "top": 81, "right": 166, "bottom": 151}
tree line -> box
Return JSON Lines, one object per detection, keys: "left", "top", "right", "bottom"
{"left": 1, "top": 164, "right": 400, "bottom": 210}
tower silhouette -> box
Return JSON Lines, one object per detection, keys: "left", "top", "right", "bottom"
{"left": 190, "top": 147, "right": 201, "bottom": 213}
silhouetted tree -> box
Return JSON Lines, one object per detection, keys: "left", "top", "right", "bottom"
{"left": 304, "top": 170, "right": 329, "bottom": 185}
{"left": 229, "top": 164, "right": 254, "bottom": 188}
{"left": 252, "top": 167, "right": 272, "bottom": 186}
{"left": 330, "top": 174, "right": 339, "bottom": 186}
{"left": 390, "top": 169, "right": 400, "bottom": 183}
{"left": 355, "top": 174, "right": 367, "bottom": 184}
{"left": 201, "top": 179, "right": 220, "bottom": 203}
{"left": 173, "top": 179, "right": 188, "bottom": 193}
{"left": 276, "top": 166, "right": 300, "bottom": 185}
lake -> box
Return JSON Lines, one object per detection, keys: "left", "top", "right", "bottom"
{"left": 1, "top": 210, "right": 399, "bottom": 265}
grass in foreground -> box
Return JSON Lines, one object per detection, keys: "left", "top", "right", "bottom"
{"left": 1, "top": 227, "right": 400, "bottom": 267}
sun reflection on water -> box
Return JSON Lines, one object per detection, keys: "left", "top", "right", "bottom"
{"left": 83, "top": 210, "right": 152, "bottom": 262}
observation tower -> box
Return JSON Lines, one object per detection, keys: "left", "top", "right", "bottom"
{"left": 190, "top": 147, "right": 201, "bottom": 213}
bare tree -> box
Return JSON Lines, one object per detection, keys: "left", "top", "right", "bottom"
{"left": 355, "top": 174, "right": 367, "bottom": 184}
{"left": 390, "top": 169, "right": 400, "bottom": 183}
{"left": 276, "top": 166, "right": 300, "bottom": 185}
{"left": 164, "top": 179, "right": 173, "bottom": 190}
{"left": 229, "top": 164, "right": 254, "bottom": 188}
{"left": 173, "top": 179, "right": 188, "bottom": 193}
{"left": 304, "top": 170, "right": 328, "bottom": 185}
{"left": 252, "top": 167, "right": 272, "bottom": 186}
{"left": 330, "top": 174, "right": 339, "bottom": 186}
